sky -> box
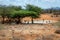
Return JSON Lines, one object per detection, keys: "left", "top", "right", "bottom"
{"left": 0, "top": 0, "right": 60, "bottom": 9}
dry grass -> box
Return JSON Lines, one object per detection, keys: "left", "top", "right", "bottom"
{"left": 0, "top": 24, "right": 60, "bottom": 40}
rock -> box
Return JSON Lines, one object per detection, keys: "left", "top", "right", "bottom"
{"left": 55, "top": 30, "right": 60, "bottom": 34}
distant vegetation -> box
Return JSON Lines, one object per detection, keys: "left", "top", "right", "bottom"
{"left": 43, "top": 7, "right": 60, "bottom": 15}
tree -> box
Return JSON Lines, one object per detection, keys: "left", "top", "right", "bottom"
{"left": 0, "top": 5, "right": 6, "bottom": 24}
{"left": 0, "top": 5, "right": 22, "bottom": 24}
{"left": 11, "top": 10, "right": 38, "bottom": 24}
{"left": 5, "top": 7, "right": 14, "bottom": 24}
{"left": 9, "top": 6, "right": 22, "bottom": 11}
{"left": 26, "top": 4, "right": 42, "bottom": 24}
{"left": 11, "top": 10, "right": 26, "bottom": 24}
{"left": 19, "top": 10, "right": 39, "bottom": 24}
{"left": 26, "top": 4, "right": 42, "bottom": 14}
{"left": 27, "top": 11, "right": 39, "bottom": 24}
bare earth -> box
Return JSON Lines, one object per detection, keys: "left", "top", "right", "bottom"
{"left": 0, "top": 24, "right": 60, "bottom": 40}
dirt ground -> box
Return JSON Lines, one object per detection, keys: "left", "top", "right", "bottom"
{"left": 0, "top": 14, "right": 60, "bottom": 40}
{"left": 0, "top": 24, "right": 60, "bottom": 40}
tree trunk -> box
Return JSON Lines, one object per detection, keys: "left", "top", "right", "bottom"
{"left": 2, "top": 16, "right": 5, "bottom": 24}
{"left": 15, "top": 17, "right": 21, "bottom": 24}
{"left": 31, "top": 17, "right": 34, "bottom": 24}
{"left": 8, "top": 17, "right": 11, "bottom": 24}
{"left": 19, "top": 18, "right": 22, "bottom": 24}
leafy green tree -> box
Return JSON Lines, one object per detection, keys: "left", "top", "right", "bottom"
{"left": 0, "top": 5, "right": 7, "bottom": 24}
{"left": 11, "top": 10, "right": 38, "bottom": 24}
{"left": 0, "top": 5, "right": 22, "bottom": 24}
{"left": 26, "top": 4, "right": 42, "bottom": 23}
{"left": 9, "top": 6, "right": 22, "bottom": 11}
{"left": 28, "top": 11, "right": 39, "bottom": 24}
{"left": 19, "top": 10, "right": 39, "bottom": 24}
{"left": 26, "top": 4, "right": 42, "bottom": 14}
{"left": 5, "top": 7, "right": 14, "bottom": 24}
{"left": 11, "top": 10, "right": 25, "bottom": 24}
